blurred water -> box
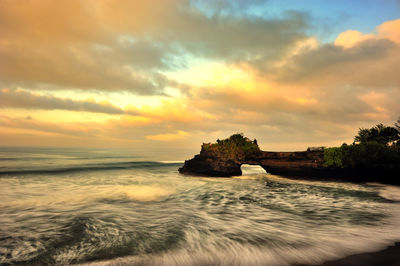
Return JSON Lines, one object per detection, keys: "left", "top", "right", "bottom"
{"left": 0, "top": 147, "right": 400, "bottom": 265}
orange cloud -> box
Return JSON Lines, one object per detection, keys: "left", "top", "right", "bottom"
{"left": 335, "top": 18, "right": 400, "bottom": 48}
{"left": 378, "top": 19, "right": 400, "bottom": 44}
{"left": 146, "top": 130, "right": 190, "bottom": 141}
{"left": 138, "top": 99, "right": 215, "bottom": 124}
{"left": 0, "top": 0, "right": 399, "bottom": 151}
{"left": 0, "top": 88, "right": 134, "bottom": 115}
{"left": 334, "top": 30, "right": 375, "bottom": 48}
{"left": 0, "top": 0, "right": 308, "bottom": 94}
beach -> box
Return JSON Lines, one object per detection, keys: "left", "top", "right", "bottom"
{"left": 314, "top": 242, "right": 400, "bottom": 266}
{"left": 1, "top": 147, "right": 400, "bottom": 265}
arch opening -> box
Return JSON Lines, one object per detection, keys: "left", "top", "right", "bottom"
{"left": 240, "top": 164, "right": 267, "bottom": 175}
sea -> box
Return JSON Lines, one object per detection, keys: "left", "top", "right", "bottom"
{"left": 1, "top": 146, "right": 400, "bottom": 265}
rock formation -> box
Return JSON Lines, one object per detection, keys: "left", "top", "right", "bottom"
{"left": 179, "top": 134, "right": 325, "bottom": 177}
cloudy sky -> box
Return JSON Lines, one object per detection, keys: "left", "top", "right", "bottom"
{"left": 1, "top": 0, "right": 400, "bottom": 158}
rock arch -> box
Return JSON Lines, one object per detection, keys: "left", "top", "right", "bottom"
{"left": 240, "top": 164, "right": 267, "bottom": 175}
{"left": 179, "top": 149, "right": 325, "bottom": 177}
{"left": 178, "top": 135, "right": 325, "bottom": 177}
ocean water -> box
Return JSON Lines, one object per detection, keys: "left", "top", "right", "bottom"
{"left": 1, "top": 147, "right": 400, "bottom": 265}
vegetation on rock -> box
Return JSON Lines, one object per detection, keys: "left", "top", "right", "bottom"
{"left": 324, "top": 121, "right": 400, "bottom": 175}
{"left": 201, "top": 133, "right": 260, "bottom": 160}
{"left": 354, "top": 123, "right": 399, "bottom": 146}
{"left": 324, "top": 142, "right": 400, "bottom": 169}
{"left": 180, "top": 120, "right": 400, "bottom": 182}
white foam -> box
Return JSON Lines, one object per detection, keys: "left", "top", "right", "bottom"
{"left": 79, "top": 183, "right": 400, "bottom": 266}
{"left": 80, "top": 236, "right": 398, "bottom": 266}
{"left": 240, "top": 164, "right": 267, "bottom": 175}
{"left": 0, "top": 184, "right": 176, "bottom": 210}
{"left": 119, "top": 185, "right": 175, "bottom": 201}
{"left": 371, "top": 183, "right": 400, "bottom": 201}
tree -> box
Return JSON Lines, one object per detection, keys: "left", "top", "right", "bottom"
{"left": 395, "top": 118, "right": 400, "bottom": 146}
{"left": 354, "top": 123, "right": 399, "bottom": 146}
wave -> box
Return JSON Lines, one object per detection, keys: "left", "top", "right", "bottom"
{"left": 0, "top": 155, "right": 135, "bottom": 161}
{"left": 0, "top": 184, "right": 176, "bottom": 211}
{"left": 371, "top": 183, "right": 400, "bottom": 202}
{"left": 2, "top": 171, "right": 400, "bottom": 265}
{"left": 0, "top": 161, "right": 182, "bottom": 176}
{"left": 79, "top": 206, "right": 400, "bottom": 266}
{"left": 81, "top": 241, "right": 399, "bottom": 266}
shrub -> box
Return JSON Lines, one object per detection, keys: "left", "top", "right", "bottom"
{"left": 323, "top": 142, "right": 400, "bottom": 170}
{"left": 323, "top": 147, "right": 344, "bottom": 168}
{"left": 201, "top": 133, "right": 260, "bottom": 159}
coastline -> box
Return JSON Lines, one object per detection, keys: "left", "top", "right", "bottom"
{"left": 309, "top": 242, "right": 400, "bottom": 266}
{"left": 273, "top": 174, "right": 400, "bottom": 187}
{"left": 179, "top": 135, "right": 400, "bottom": 185}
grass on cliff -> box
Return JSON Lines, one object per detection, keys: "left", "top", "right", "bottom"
{"left": 201, "top": 133, "right": 260, "bottom": 159}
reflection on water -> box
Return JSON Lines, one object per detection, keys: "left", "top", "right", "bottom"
{"left": 0, "top": 148, "right": 400, "bottom": 265}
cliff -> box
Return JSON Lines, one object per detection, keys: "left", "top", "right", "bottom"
{"left": 178, "top": 134, "right": 325, "bottom": 177}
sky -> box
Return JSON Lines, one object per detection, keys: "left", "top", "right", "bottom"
{"left": 0, "top": 0, "right": 400, "bottom": 158}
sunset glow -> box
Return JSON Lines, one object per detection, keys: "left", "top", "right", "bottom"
{"left": 1, "top": 0, "right": 400, "bottom": 156}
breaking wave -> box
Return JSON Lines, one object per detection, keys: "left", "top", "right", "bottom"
{"left": 1, "top": 147, "right": 400, "bottom": 265}
{"left": 0, "top": 161, "right": 181, "bottom": 176}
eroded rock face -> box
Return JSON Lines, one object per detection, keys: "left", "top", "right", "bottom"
{"left": 178, "top": 135, "right": 325, "bottom": 177}
{"left": 179, "top": 154, "right": 242, "bottom": 177}
{"left": 179, "top": 135, "right": 400, "bottom": 183}
{"left": 179, "top": 149, "right": 325, "bottom": 177}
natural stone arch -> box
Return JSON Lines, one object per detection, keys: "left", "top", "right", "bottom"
{"left": 179, "top": 134, "right": 324, "bottom": 177}
{"left": 240, "top": 164, "right": 267, "bottom": 175}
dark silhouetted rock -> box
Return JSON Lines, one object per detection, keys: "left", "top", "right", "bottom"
{"left": 179, "top": 134, "right": 324, "bottom": 177}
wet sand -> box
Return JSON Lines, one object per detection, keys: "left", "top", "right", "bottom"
{"left": 298, "top": 242, "right": 400, "bottom": 266}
